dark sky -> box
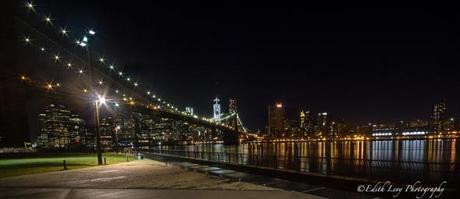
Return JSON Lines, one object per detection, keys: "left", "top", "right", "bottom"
{"left": 23, "top": 2, "right": 460, "bottom": 129}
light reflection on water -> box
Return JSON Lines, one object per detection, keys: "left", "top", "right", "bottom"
{"left": 157, "top": 139, "right": 459, "bottom": 184}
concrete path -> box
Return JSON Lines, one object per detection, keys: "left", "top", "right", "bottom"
{"left": 0, "top": 159, "right": 323, "bottom": 199}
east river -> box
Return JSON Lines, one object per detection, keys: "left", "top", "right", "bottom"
{"left": 154, "top": 139, "right": 459, "bottom": 186}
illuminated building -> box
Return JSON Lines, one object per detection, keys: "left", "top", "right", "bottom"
{"left": 268, "top": 102, "right": 285, "bottom": 137}
{"left": 69, "top": 114, "right": 88, "bottom": 147}
{"left": 213, "top": 97, "right": 222, "bottom": 120}
{"left": 299, "top": 110, "right": 313, "bottom": 136}
{"left": 314, "top": 112, "right": 328, "bottom": 137}
{"left": 432, "top": 99, "right": 447, "bottom": 122}
{"left": 100, "top": 117, "right": 115, "bottom": 150}
{"left": 432, "top": 99, "right": 448, "bottom": 133}
{"left": 185, "top": 107, "right": 194, "bottom": 115}
{"left": 37, "top": 104, "right": 87, "bottom": 149}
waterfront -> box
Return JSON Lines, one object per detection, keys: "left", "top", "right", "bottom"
{"left": 154, "top": 138, "right": 459, "bottom": 186}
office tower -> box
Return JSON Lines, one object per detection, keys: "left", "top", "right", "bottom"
{"left": 37, "top": 104, "right": 81, "bottom": 149}
{"left": 213, "top": 97, "right": 222, "bottom": 120}
{"left": 268, "top": 102, "right": 285, "bottom": 137}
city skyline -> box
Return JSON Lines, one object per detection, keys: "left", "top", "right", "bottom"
{"left": 1, "top": 2, "right": 459, "bottom": 197}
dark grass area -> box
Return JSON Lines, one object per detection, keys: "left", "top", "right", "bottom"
{"left": 0, "top": 153, "right": 135, "bottom": 178}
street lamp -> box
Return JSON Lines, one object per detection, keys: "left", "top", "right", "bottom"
{"left": 114, "top": 125, "right": 121, "bottom": 152}
{"left": 94, "top": 95, "right": 106, "bottom": 165}
{"left": 78, "top": 30, "right": 104, "bottom": 165}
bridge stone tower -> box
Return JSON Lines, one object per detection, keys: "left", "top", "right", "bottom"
{"left": 228, "top": 99, "right": 238, "bottom": 130}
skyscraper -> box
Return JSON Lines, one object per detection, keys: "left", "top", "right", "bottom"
{"left": 213, "top": 97, "right": 222, "bottom": 120}
{"left": 268, "top": 102, "right": 285, "bottom": 137}
{"left": 432, "top": 99, "right": 447, "bottom": 123}
{"left": 37, "top": 104, "right": 87, "bottom": 149}
{"left": 432, "top": 99, "right": 448, "bottom": 133}
{"left": 299, "top": 110, "right": 312, "bottom": 136}
{"left": 315, "top": 112, "right": 328, "bottom": 137}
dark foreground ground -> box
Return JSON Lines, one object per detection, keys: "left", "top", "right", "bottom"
{"left": 0, "top": 159, "right": 322, "bottom": 199}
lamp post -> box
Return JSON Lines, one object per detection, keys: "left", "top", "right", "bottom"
{"left": 79, "top": 30, "right": 104, "bottom": 165}
{"left": 94, "top": 95, "right": 106, "bottom": 165}
{"left": 115, "top": 125, "right": 121, "bottom": 153}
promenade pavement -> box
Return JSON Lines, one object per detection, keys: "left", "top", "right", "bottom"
{"left": 0, "top": 159, "right": 323, "bottom": 199}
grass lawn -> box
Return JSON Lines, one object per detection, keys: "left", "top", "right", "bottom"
{"left": 0, "top": 153, "right": 135, "bottom": 178}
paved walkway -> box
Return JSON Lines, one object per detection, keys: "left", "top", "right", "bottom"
{"left": 0, "top": 159, "right": 323, "bottom": 199}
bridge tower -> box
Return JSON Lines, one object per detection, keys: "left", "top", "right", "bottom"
{"left": 228, "top": 99, "right": 238, "bottom": 130}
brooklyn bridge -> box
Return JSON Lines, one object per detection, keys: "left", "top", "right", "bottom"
{"left": 1, "top": 1, "right": 250, "bottom": 149}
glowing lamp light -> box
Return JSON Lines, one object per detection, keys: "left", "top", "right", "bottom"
{"left": 79, "top": 42, "right": 87, "bottom": 47}
{"left": 126, "top": 77, "right": 131, "bottom": 81}
{"left": 134, "top": 82, "right": 138, "bottom": 87}
{"left": 79, "top": 69, "right": 84, "bottom": 74}
{"left": 40, "top": 47, "right": 45, "bottom": 51}
{"left": 97, "top": 95, "right": 106, "bottom": 105}
{"left": 118, "top": 71, "right": 123, "bottom": 76}
{"left": 114, "top": 103, "right": 120, "bottom": 107}
{"left": 24, "top": 37, "right": 31, "bottom": 43}
{"left": 88, "top": 29, "right": 96, "bottom": 35}
{"left": 276, "top": 103, "right": 283, "bottom": 108}
{"left": 98, "top": 80, "right": 103, "bottom": 85}
{"left": 54, "top": 55, "right": 60, "bottom": 60}
{"left": 83, "top": 89, "right": 88, "bottom": 93}
{"left": 82, "top": 36, "right": 88, "bottom": 42}
{"left": 109, "top": 65, "right": 114, "bottom": 70}
{"left": 147, "top": 91, "right": 151, "bottom": 95}
{"left": 61, "top": 29, "right": 68, "bottom": 35}
{"left": 46, "top": 83, "right": 53, "bottom": 90}
{"left": 99, "top": 57, "right": 104, "bottom": 62}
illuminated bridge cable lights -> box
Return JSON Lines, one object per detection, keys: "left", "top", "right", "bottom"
{"left": 19, "top": 1, "right": 244, "bottom": 128}
{"left": 20, "top": 2, "right": 176, "bottom": 111}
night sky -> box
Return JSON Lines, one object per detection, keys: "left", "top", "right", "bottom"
{"left": 22, "top": 2, "right": 460, "bottom": 129}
